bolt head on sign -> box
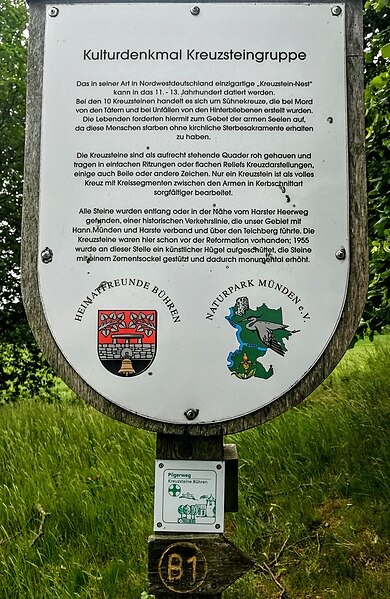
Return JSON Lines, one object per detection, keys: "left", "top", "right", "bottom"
{"left": 22, "top": 1, "right": 367, "bottom": 433}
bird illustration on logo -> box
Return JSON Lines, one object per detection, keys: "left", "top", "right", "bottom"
{"left": 241, "top": 317, "right": 291, "bottom": 356}
{"left": 226, "top": 296, "right": 299, "bottom": 380}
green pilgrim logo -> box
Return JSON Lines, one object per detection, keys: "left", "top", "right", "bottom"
{"left": 168, "top": 484, "right": 182, "bottom": 497}
{"left": 226, "top": 296, "right": 299, "bottom": 380}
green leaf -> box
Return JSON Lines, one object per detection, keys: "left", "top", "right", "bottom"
{"left": 374, "top": 0, "right": 390, "bottom": 11}
{"left": 381, "top": 43, "right": 390, "bottom": 59}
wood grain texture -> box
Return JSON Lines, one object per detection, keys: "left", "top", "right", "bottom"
{"left": 148, "top": 534, "right": 253, "bottom": 596}
{"left": 223, "top": 444, "right": 238, "bottom": 513}
{"left": 22, "top": 0, "right": 367, "bottom": 435}
{"left": 156, "top": 434, "right": 224, "bottom": 460}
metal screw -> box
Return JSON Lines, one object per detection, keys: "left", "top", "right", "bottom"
{"left": 327, "top": 117, "right": 334, "bottom": 124}
{"left": 335, "top": 247, "right": 346, "bottom": 260}
{"left": 159, "top": 462, "right": 164, "bottom": 468}
{"left": 190, "top": 6, "right": 200, "bottom": 16}
{"left": 184, "top": 408, "right": 199, "bottom": 421}
{"left": 331, "top": 6, "right": 342, "bottom": 16}
{"left": 48, "top": 6, "right": 59, "bottom": 17}
{"left": 157, "top": 522, "right": 162, "bottom": 528}
{"left": 216, "top": 464, "right": 222, "bottom": 470}
{"left": 41, "top": 247, "right": 53, "bottom": 263}
{"left": 215, "top": 524, "right": 221, "bottom": 529}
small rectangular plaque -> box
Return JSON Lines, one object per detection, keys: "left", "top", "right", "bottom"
{"left": 154, "top": 460, "right": 225, "bottom": 532}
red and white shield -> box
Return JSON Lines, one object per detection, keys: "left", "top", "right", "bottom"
{"left": 98, "top": 310, "right": 157, "bottom": 377}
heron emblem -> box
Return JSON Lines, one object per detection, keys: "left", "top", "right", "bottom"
{"left": 226, "top": 296, "right": 299, "bottom": 380}
{"left": 242, "top": 317, "right": 293, "bottom": 357}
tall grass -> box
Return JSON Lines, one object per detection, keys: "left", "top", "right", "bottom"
{"left": 225, "top": 336, "right": 390, "bottom": 598}
{"left": 0, "top": 399, "right": 155, "bottom": 598}
{"left": 0, "top": 336, "right": 389, "bottom": 598}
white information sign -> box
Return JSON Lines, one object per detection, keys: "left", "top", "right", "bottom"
{"left": 154, "top": 460, "right": 225, "bottom": 532}
{"left": 38, "top": 3, "right": 349, "bottom": 425}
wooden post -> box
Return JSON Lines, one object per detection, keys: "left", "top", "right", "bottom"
{"left": 151, "top": 433, "right": 222, "bottom": 599}
{"left": 156, "top": 433, "right": 224, "bottom": 462}
{"left": 148, "top": 531, "right": 254, "bottom": 597}
{"left": 148, "top": 434, "right": 253, "bottom": 597}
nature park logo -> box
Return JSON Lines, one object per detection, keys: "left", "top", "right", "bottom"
{"left": 226, "top": 296, "right": 299, "bottom": 380}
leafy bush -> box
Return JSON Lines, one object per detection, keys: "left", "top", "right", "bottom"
{"left": 360, "top": 0, "right": 390, "bottom": 338}
{"left": 0, "top": 0, "right": 55, "bottom": 401}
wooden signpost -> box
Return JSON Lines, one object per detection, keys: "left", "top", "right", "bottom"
{"left": 22, "top": 0, "right": 367, "bottom": 595}
{"left": 148, "top": 534, "right": 254, "bottom": 596}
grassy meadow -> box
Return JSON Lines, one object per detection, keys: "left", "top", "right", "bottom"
{"left": 0, "top": 336, "right": 389, "bottom": 598}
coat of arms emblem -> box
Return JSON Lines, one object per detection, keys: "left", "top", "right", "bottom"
{"left": 98, "top": 310, "right": 157, "bottom": 377}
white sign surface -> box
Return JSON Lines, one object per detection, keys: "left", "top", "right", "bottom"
{"left": 154, "top": 460, "right": 225, "bottom": 532}
{"left": 38, "top": 3, "right": 349, "bottom": 424}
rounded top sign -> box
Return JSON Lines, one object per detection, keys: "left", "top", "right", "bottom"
{"left": 22, "top": 1, "right": 367, "bottom": 434}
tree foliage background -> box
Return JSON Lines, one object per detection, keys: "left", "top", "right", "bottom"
{"left": 0, "top": 0, "right": 55, "bottom": 402}
{"left": 362, "top": 0, "right": 390, "bottom": 339}
{"left": 0, "top": 0, "right": 389, "bottom": 400}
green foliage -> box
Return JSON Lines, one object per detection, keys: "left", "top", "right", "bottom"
{"left": 0, "top": 337, "right": 389, "bottom": 598}
{"left": 0, "top": 397, "right": 156, "bottom": 598}
{"left": 0, "top": 0, "right": 27, "bottom": 326}
{"left": 361, "top": 0, "right": 390, "bottom": 339}
{"left": 0, "top": 0, "right": 55, "bottom": 400}
{"left": 0, "top": 342, "right": 56, "bottom": 405}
